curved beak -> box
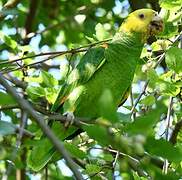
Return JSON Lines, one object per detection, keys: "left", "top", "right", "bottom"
{"left": 149, "top": 15, "right": 164, "bottom": 35}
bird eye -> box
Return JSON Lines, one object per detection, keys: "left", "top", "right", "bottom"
{"left": 139, "top": 14, "right": 145, "bottom": 19}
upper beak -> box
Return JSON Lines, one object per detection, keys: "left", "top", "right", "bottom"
{"left": 149, "top": 15, "right": 164, "bottom": 35}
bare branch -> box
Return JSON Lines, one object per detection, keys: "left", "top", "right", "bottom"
{"left": 130, "top": 33, "right": 182, "bottom": 116}
{"left": 15, "top": 126, "right": 34, "bottom": 138}
{"left": 4, "top": 74, "right": 27, "bottom": 89}
{"left": 170, "top": 119, "right": 182, "bottom": 145}
{"left": 23, "top": 0, "right": 40, "bottom": 45}
{"left": 6, "top": 111, "right": 28, "bottom": 176}
{"left": 163, "top": 96, "right": 173, "bottom": 174}
{"left": 0, "top": 73, "right": 84, "bottom": 180}
{"left": 47, "top": 114, "right": 91, "bottom": 127}
{"left": 131, "top": 81, "right": 149, "bottom": 115}
{"left": 0, "top": 39, "right": 111, "bottom": 67}
{"left": 0, "top": 104, "right": 19, "bottom": 110}
{"left": 112, "top": 151, "right": 119, "bottom": 180}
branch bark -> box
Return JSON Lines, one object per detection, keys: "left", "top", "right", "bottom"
{"left": 170, "top": 119, "right": 182, "bottom": 145}
{"left": 23, "top": 0, "right": 40, "bottom": 45}
{"left": 0, "top": 73, "right": 83, "bottom": 180}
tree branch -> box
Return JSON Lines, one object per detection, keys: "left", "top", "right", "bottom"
{"left": 4, "top": 74, "right": 27, "bottom": 89}
{"left": 23, "top": 0, "right": 40, "bottom": 45}
{"left": 170, "top": 119, "right": 182, "bottom": 145}
{"left": 15, "top": 126, "right": 34, "bottom": 138}
{"left": 163, "top": 96, "right": 173, "bottom": 174}
{"left": 130, "top": 33, "right": 182, "bottom": 116}
{"left": 0, "top": 39, "right": 111, "bottom": 67}
{"left": 0, "top": 73, "right": 84, "bottom": 180}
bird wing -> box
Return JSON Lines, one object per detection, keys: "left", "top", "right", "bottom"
{"left": 51, "top": 46, "right": 106, "bottom": 112}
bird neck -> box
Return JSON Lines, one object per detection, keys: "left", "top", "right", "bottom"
{"left": 112, "top": 31, "right": 145, "bottom": 47}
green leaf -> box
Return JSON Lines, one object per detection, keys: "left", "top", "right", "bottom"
{"left": 0, "top": 31, "right": 18, "bottom": 52}
{"left": 159, "top": 22, "right": 178, "bottom": 38}
{"left": 165, "top": 47, "right": 182, "bottom": 74}
{"left": 117, "top": 113, "right": 132, "bottom": 123}
{"left": 83, "top": 125, "right": 110, "bottom": 145}
{"left": 158, "top": 79, "right": 180, "bottom": 96}
{"left": 0, "top": 92, "right": 16, "bottom": 105}
{"left": 145, "top": 137, "right": 182, "bottom": 162}
{"left": 95, "top": 23, "right": 110, "bottom": 41}
{"left": 85, "top": 164, "right": 102, "bottom": 175}
{"left": 64, "top": 142, "right": 86, "bottom": 159}
{"left": 26, "top": 86, "right": 45, "bottom": 100}
{"left": 125, "top": 104, "right": 166, "bottom": 134}
{"left": 0, "top": 121, "right": 16, "bottom": 136}
{"left": 44, "top": 87, "right": 58, "bottom": 104}
{"left": 41, "top": 70, "right": 58, "bottom": 87}
{"left": 27, "top": 139, "right": 55, "bottom": 171}
{"left": 159, "top": 0, "right": 182, "bottom": 9}
{"left": 139, "top": 95, "right": 156, "bottom": 106}
{"left": 28, "top": 123, "right": 78, "bottom": 171}
{"left": 147, "top": 69, "right": 159, "bottom": 88}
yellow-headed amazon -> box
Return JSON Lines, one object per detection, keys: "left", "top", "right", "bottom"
{"left": 28, "top": 9, "right": 163, "bottom": 171}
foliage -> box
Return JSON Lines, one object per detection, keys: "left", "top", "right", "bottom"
{"left": 0, "top": 0, "right": 182, "bottom": 179}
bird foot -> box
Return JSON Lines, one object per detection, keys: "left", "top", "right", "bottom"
{"left": 63, "top": 111, "right": 75, "bottom": 128}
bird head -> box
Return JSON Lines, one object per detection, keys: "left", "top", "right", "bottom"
{"left": 120, "top": 9, "right": 164, "bottom": 41}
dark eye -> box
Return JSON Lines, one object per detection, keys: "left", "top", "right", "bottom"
{"left": 139, "top": 13, "right": 145, "bottom": 19}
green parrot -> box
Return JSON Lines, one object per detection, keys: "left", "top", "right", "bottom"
{"left": 28, "top": 9, "right": 163, "bottom": 171}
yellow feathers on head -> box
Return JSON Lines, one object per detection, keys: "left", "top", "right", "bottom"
{"left": 120, "top": 9, "right": 163, "bottom": 39}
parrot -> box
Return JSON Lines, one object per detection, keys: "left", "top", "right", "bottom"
{"left": 28, "top": 9, "right": 163, "bottom": 171}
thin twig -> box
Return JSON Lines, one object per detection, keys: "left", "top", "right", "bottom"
{"left": 47, "top": 114, "right": 91, "bottom": 127}
{"left": 6, "top": 111, "right": 28, "bottom": 176}
{"left": 0, "top": 39, "right": 111, "bottom": 67}
{"left": 23, "top": 0, "right": 40, "bottom": 45}
{"left": 130, "top": 33, "right": 182, "bottom": 116}
{"left": 92, "top": 147, "right": 148, "bottom": 177}
{"left": 112, "top": 151, "right": 119, "bottom": 180}
{"left": 163, "top": 96, "right": 173, "bottom": 174}
{"left": 0, "top": 104, "right": 19, "bottom": 110}
{"left": 0, "top": 73, "right": 84, "bottom": 180}
{"left": 169, "top": 119, "right": 182, "bottom": 145}
{"left": 4, "top": 74, "right": 27, "bottom": 89}
{"left": 92, "top": 147, "right": 139, "bottom": 164}
{"left": 15, "top": 126, "right": 34, "bottom": 138}
{"left": 45, "top": 165, "right": 48, "bottom": 180}
{"left": 131, "top": 81, "right": 149, "bottom": 114}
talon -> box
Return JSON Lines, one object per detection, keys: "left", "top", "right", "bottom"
{"left": 63, "top": 112, "right": 75, "bottom": 128}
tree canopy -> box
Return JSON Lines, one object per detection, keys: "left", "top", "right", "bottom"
{"left": 0, "top": 0, "right": 182, "bottom": 179}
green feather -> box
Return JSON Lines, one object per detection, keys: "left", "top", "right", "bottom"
{"left": 28, "top": 32, "right": 144, "bottom": 171}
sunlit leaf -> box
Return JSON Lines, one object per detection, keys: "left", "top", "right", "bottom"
{"left": 41, "top": 70, "right": 58, "bottom": 87}
{"left": 0, "top": 92, "right": 16, "bottom": 105}
{"left": 165, "top": 47, "right": 182, "bottom": 74}
{"left": 0, "top": 31, "right": 18, "bottom": 52}
{"left": 145, "top": 137, "right": 182, "bottom": 162}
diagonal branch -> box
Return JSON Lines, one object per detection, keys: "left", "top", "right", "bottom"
{"left": 23, "top": 0, "right": 40, "bottom": 45}
{"left": 0, "top": 73, "right": 84, "bottom": 180}
{"left": 170, "top": 119, "right": 182, "bottom": 145}
{"left": 130, "top": 33, "right": 182, "bottom": 116}
{"left": 0, "top": 39, "right": 111, "bottom": 67}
